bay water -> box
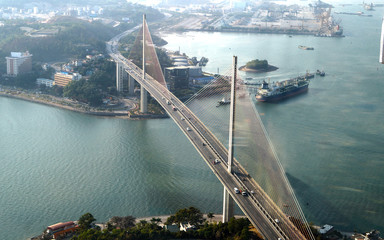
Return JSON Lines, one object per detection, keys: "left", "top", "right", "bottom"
{"left": 1, "top": 4, "right": 384, "bottom": 239}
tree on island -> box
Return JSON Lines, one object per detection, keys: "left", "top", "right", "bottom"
{"left": 245, "top": 59, "right": 269, "bottom": 70}
{"left": 78, "top": 212, "right": 96, "bottom": 230}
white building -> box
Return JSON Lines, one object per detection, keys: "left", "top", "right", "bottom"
{"left": 6, "top": 51, "right": 32, "bottom": 76}
{"left": 54, "top": 72, "right": 82, "bottom": 87}
{"left": 319, "top": 224, "right": 334, "bottom": 234}
{"left": 36, "top": 78, "right": 54, "bottom": 87}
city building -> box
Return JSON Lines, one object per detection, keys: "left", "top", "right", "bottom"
{"left": 6, "top": 51, "right": 32, "bottom": 76}
{"left": 164, "top": 66, "right": 189, "bottom": 91}
{"left": 188, "top": 66, "right": 203, "bottom": 78}
{"left": 36, "top": 78, "right": 54, "bottom": 87}
{"left": 44, "top": 221, "right": 78, "bottom": 239}
{"left": 352, "top": 230, "right": 382, "bottom": 240}
{"left": 319, "top": 224, "right": 334, "bottom": 234}
{"left": 54, "top": 72, "right": 81, "bottom": 87}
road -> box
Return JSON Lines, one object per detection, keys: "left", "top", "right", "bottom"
{"left": 106, "top": 28, "right": 309, "bottom": 240}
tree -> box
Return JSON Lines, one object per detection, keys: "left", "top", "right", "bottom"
{"left": 63, "top": 79, "right": 103, "bottom": 106}
{"left": 166, "top": 207, "right": 204, "bottom": 227}
{"left": 207, "top": 212, "right": 214, "bottom": 222}
{"left": 109, "top": 215, "right": 136, "bottom": 229}
{"left": 78, "top": 213, "right": 96, "bottom": 230}
{"left": 150, "top": 217, "right": 162, "bottom": 225}
{"left": 245, "top": 59, "right": 269, "bottom": 70}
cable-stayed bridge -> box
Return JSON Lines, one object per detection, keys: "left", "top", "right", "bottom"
{"left": 107, "top": 16, "right": 315, "bottom": 240}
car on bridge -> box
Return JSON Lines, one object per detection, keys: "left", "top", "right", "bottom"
{"left": 241, "top": 189, "right": 248, "bottom": 196}
{"left": 234, "top": 187, "right": 240, "bottom": 194}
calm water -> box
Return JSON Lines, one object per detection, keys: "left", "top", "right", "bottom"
{"left": 1, "top": 4, "right": 384, "bottom": 239}
{"left": 162, "top": 4, "right": 384, "bottom": 233}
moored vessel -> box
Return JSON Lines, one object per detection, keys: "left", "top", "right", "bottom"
{"left": 255, "top": 77, "right": 310, "bottom": 102}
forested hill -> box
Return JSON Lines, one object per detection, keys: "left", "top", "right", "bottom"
{"left": 0, "top": 17, "right": 119, "bottom": 62}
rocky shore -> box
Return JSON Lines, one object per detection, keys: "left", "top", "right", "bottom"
{"left": 239, "top": 64, "right": 278, "bottom": 73}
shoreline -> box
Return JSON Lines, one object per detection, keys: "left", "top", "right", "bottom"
{"left": 0, "top": 91, "right": 129, "bottom": 117}
{"left": 0, "top": 90, "right": 167, "bottom": 119}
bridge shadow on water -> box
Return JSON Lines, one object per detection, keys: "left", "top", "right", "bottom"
{"left": 286, "top": 172, "right": 354, "bottom": 231}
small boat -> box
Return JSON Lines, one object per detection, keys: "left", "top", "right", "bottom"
{"left": 316, "top": 69, "right": 325, "bottom": 76}
{"left": 298, "top": 45, "right": 314, "bottom": 50}
{"left": 216, "top": 97, "right": 230, "bottom": 107}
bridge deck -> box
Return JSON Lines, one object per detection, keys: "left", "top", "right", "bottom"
{"left": 107, "top": 30, "right": 309, "bottom": 240}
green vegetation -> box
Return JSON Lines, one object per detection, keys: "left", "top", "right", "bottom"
{"left": 60, "top": 58, "right": 116, "bottom": 106}
{"left": 104, "top": 5, "right": 163, "bottom": 23}
{"left": 245, "top": 59, "right": 269, "bottom": 70}
{"left": 1, "top": 17, "right": 118, "bottom": 63}
{"left": 70, "top": 207, "right": 262, "bottom": 240}
{"left": 165, "top": 206, "right": 204, "bottom": 227}
{"left": 78, "top": 213, "right": 96, "bottom": 230}
{"left": 63, "top": 79, "right": 103, "bottom": 106}
{"left": 0, "top": 4, "right": 170, "bottom": 110}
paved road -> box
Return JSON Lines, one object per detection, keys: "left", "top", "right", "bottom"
{"left": 106, "top": 29, "right": 309, "bottom": 240}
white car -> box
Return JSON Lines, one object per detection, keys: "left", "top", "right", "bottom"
{"left": 214, "top": 159, "right": 220, "bottom": 164}
{"left": 186, "top": 127, "right": 191, "bottom": 131}
{"left": 234, "top": 187, "right": 240, "bottom": 194}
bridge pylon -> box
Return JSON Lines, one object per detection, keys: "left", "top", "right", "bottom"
{"left": 223, "top": 56, "right": 238, "bottom": 222}
{"left": 140, "top": 14, "right": 148, "bottom": 113}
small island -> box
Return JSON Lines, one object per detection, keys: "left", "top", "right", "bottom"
{"left": 239, "top": 59, "right": 278, "bottom": 73}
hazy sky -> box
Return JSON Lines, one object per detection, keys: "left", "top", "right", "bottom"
{"left": 125, "top": 0, "right": 384, "bottom": 6}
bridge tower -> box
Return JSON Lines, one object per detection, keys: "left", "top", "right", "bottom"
{"left": 223, "top": 56, "right": 237, "bottom": 222}
{"left": 140, "top": 14, "right": 148, "bottom": 113}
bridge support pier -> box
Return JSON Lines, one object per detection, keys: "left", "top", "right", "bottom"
{"left": 140, "top": 86, "right": 148, "bottom": 113}
{"left": 128, "top": 74, "right": 135, "bottom": 95}
{"left": 223, "top": 188, "right": 234, "bottom": 222}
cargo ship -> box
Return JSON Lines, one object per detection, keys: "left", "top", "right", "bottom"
{"left": 255, "top": 77, "right": 310, "bottom": 102}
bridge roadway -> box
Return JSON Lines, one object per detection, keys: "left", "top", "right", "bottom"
{"left": 107, "top": 33, "right": 307, "bottom": 240}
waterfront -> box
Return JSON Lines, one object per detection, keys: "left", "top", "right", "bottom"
{"left": 1, "top": 4, "right": 384, "bottom": 240}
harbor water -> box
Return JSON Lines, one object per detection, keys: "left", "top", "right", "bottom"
{"left": 1, "top": 4, "right": 384, "bottom": 239}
